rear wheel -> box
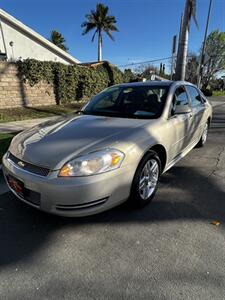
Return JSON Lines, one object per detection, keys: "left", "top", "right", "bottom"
{"left": 129, "top": 151, "right": 161, "bottom": 208}
{"left": 197, "top": 121, "right": 209, "bottom": 147}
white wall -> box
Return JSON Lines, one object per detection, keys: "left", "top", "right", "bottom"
{"left": 0, "top": 16, "right": 79, "bottom": 64}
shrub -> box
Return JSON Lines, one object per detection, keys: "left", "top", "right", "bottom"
{"left": 17, "top": 59, "right": 135, "bottom": 104}
{"left": 201, "top": 89, "right": 213, "bottom": 97}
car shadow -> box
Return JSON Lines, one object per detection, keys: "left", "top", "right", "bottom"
{"left": 0, "top": 164, "right": 225, "bottom": 268}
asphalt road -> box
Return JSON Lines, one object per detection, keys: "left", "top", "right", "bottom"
{"left": 1, "top": 100, "right": 225, "bottom": 300}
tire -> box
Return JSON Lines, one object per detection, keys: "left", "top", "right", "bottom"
{"left": 196, "top": 121, "right": 209, "bottom": 147}
{"left": 129, "top": 150, "right": 161, "bottom": 208}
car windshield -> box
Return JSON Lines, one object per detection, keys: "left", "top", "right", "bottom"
{"left": 83, "top": 85, "right": 169, "bottom": 119}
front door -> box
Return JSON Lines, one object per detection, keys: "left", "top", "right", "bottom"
{"left": 167, "top": 86, "right": 193, "bottom": 161}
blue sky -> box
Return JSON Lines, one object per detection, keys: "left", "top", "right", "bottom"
{"left": 1, "top": 0, "right": 224, "bottom": 69}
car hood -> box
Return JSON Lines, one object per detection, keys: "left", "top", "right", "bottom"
{"left": 9, "top": 114, "right": 151, "bottom": 170}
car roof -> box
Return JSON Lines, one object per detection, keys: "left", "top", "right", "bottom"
{"left": 116, "top": 80, "right": 197, "bottom": 88}
{"left": 117, "top": 81, "right": 173, "bottom": 88}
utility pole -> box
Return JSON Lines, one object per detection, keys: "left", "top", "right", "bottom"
{"left": 175, "top": 0, "right": 198, "bottom": 81}
{"left": 197, "top": 0, "right": 213, "bottom": 88}
{"left": 175, "top": 0, "right": 190, "bottom": 81}
{"left": 170, "top": 35, "right": 177, "bottom": 80}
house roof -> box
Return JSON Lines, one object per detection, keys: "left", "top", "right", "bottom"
{"left": 0, "top": 9, "right": 80, "bottom": 64}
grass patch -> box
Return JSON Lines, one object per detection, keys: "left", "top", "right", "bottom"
{"left": 0, "top": 133, "right": 17, "bottom": 162}
{"left": 0, "top": 102, "right": 85, "bottom": 123}
{"left": 213, "top": 90, "right": 225, "bottom": 97}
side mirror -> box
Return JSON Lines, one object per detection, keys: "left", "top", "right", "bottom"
{"left": 175, "top": 104, "right": 192, "bottom": 114}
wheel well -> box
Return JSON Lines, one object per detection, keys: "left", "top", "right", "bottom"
{"left": 208, "top": 117, "right": 211, "bottom": 125}
{"left": 149, "top": 144, "right": 167, "bottom": 172}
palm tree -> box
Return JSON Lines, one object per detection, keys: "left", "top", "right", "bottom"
{"left": 81, "top": 3, "right": 119, "bottom": 62}
{"left": 175, "top": 0, "right": 198, "bottom": 80}
{"left": 50, "top": 30, "right": 68, "bottom": 52}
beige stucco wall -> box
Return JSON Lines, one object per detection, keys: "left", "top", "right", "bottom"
{"left": 0, "top": 62, "right": 56, "bottom": 109}
{"left": 0, "top": 20, "right": 71, "bottom": 64}
{"left": 0, "top": 9, "right": 80, "bottom": 64}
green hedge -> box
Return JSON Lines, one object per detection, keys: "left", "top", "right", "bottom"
{"left": 17, "top": 59, "right": 136, "bottom": 104}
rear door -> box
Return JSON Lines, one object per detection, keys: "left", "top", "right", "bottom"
{"left": 185, "top": 85, "right": 206, "bottom": 143}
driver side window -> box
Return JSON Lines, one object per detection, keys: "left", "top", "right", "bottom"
{"left": 171, "top": 86, "right": 189, "bottom": 116}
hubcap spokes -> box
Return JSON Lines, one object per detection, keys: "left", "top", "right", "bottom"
{"left": 139, "top": 159, "right": 159, "bottom": 200}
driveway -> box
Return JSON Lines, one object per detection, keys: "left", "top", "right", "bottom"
{"left": 0, "top": 101, "right": 225, "bottom": 300}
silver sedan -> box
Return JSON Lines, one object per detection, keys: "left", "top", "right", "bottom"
{"left": 2, "top": 81, "right": 212, "bottom": 217}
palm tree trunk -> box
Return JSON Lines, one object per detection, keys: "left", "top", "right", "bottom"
{"left": 98, "top": 30, "right": 102, "bottom": 62}
{"left": 175, "top": 0, "right": 190, "bottom": 81}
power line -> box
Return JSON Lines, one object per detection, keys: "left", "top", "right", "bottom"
{"left": 118, "top": 54, "right": 198, "bottom": 69}
{"left": 118, "top": 56, "right": 172, "bottom": 68}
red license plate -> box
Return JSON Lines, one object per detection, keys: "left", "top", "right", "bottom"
{"left": 7, "top": 175, "right": 24, "bottom": 197}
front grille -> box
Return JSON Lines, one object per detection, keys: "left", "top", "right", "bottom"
{"left": 8, "top": 152, "right": 50, "bottom": 177}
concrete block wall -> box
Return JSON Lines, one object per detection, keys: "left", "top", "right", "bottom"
{"left": 0, "top": 62, "right": 56, "bottom": 109}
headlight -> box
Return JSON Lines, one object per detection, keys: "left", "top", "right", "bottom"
{"left": 58, "top": 149, "right": 125, "bottom": 177}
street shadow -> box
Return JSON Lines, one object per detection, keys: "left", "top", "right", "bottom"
{"left": 0, "top": 164, "right": 225, "bottom": 268}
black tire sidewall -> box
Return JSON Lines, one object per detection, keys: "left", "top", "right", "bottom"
{"left": 129, "top": 150, "right": 161, "bottom": 208}
{"left": 197, "top": 122, "right": 209, "bottom": 147}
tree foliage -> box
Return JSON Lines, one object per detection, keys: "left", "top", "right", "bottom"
{"left": 50, "top": 30, "right": 69, "bottom": 52}
{"left": 185, "top": 53, "right": 198, "bottom": 84}
{"left": 81, "top": 3, "right": 118, "bottom": 61}
{"left": 135, "top": 64, "right": 159, "bottom": 80}
{"left": 202, "top": 30, "right": 225, "bottom": 88}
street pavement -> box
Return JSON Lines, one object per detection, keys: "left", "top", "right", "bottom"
{"left": 0, "top": 100, "right": 225, "bottom": 299}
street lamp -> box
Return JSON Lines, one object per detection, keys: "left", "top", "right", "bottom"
{"left": 9, "top": 40, "right": 14, "bottom": 60}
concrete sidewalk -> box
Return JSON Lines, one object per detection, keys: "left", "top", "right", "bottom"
{"left": 0, "top": 96, "right": 224, "bottom": 134}
{"left": 0, "top": 116, "right": 59, "bottom": 134}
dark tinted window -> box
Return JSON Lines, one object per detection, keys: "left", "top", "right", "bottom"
{"left": 84, "top": 85, "right": 169, "bottom": 119}
{"left": 171, "top": 86, "right": 189, "bottom": 115}
{"left": 186, "top": 86, "right": 202, "bottom": 107}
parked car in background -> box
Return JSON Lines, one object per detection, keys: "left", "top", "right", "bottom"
{"left": 2, "top": 81, "right": 212, "bottom": 217}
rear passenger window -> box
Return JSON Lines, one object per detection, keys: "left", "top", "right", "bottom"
{"left": 186, "top": 86, "right": 203, "bottom": 107}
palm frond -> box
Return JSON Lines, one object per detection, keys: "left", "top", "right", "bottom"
{"left": 50, "top": 30, "right": 68, "bottom": 51}
{"left": 188, "top": 0, "right": 198, "bottom": 29}
{"left": 105, "top": 30, "right": 114, "bottom": 41}
{"left": 81, "top": 22, "right": 96, "bottom": 35}
{"left": 81, "top": 2, "right": 118, "bottom": 39}
{"left": 91, "top": 29, "right": 98, "bottom": 42}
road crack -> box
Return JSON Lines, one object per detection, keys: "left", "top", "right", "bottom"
{"left": 208, "top": 145, "right": 225, "bottom": 178}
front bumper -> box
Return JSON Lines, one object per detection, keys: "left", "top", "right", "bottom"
{"left": 2, "top": 153, "right": 134, "bottom": 217}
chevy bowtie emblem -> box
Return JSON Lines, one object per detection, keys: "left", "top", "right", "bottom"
{"left": 18, "top": 161, "right": 25, "bottom": 168}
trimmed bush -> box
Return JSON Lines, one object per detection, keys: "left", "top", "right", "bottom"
{"left": 201, "top": 88, "right": 213, "bottom": 97}
{"left": 17, "top": 59, "right": 136, "bottom": 104}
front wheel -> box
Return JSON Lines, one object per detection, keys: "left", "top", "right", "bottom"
{"left": 197, "top": 121, "right": 209, "bottom": 147}
{"left": 129, "top": 151, "right": 161, "bottom": 208}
